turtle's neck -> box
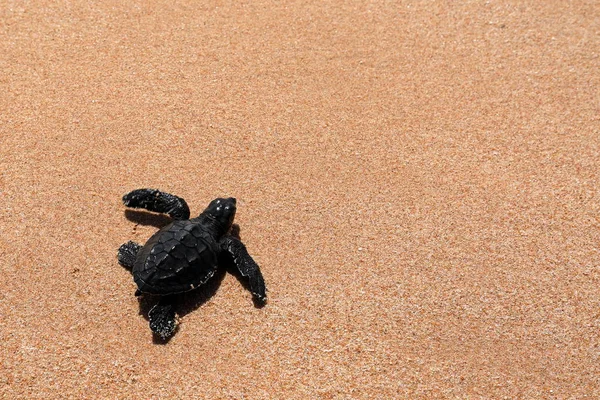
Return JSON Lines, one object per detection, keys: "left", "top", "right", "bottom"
{"left": 193, "top": 213, "right": 229, "bottom": 238}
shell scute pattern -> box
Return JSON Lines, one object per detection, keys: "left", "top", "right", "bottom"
{"left": 150, "top": 250, "right": 169, "bottom": 266}
{"left": 181, "top": 234, "right": 197, "bottom": 248}
{"left": 170, "top": 245, "right": 187, "bottom": 260}
{"left": 133, "top": 220, "right": 218, "bottom": 295}
{"left": 158, "top": 230, "right": 175, "bottom": 243}
{"left": 162, "top": 238, "right": 180, "bottom": 253}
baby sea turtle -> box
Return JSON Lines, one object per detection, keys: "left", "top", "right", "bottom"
{"left": 117, "top": 188, "right": 266, "bottom": 339}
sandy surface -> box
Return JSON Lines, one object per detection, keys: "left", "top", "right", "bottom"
{"left": 1, "top": 1, "right": 599, "bottom": 398}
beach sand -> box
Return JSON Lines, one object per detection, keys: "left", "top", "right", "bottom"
{"left": 1, "top": 1, "right": 599, "bottom": 398}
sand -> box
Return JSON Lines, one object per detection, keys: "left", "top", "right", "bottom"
{"left": 1, "top": 0, "right": 599, "bottom": 398}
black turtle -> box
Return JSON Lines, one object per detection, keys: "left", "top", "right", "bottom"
{"left": 117, "top": 188, "right": 266, "bottom": 339}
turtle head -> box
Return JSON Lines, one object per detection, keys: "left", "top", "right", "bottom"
{"left": 202, "top": 197, "right": 237, "bottom": 235}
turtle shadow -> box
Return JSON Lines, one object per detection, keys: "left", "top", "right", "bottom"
{"left": 174, "top": 266, "right": 228, "bottom": 317}
{"left": 124, "top": 209, "right": 172, "bottom": 228}
{"left": 134, "top": 256, "right": 263, "bottom": 344}
{"left": 136, "top": 267, "right": 228, "bottom": 345}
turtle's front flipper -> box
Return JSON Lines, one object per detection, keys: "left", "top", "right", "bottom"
{"left": 123, "top": 189, "right": 190, "bottom": 220}
{"left": 117, "top": 241, "right": 142, "bottom": 270}
{"left": 148, "top": 297, "right": 177, "bottom": 340}
{"left": 222, "top": 236, "right": 267, "bottom": 304}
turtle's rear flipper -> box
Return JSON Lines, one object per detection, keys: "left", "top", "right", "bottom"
{"left": 148, "top": 300, "right": 177, "bottom": 340}
{"left": 123, "top": 189, "right": 190, "bottom": 220}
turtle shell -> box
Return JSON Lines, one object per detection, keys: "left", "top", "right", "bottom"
{"left": 132, "top": 219, "right": 219, "bottom": 295}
